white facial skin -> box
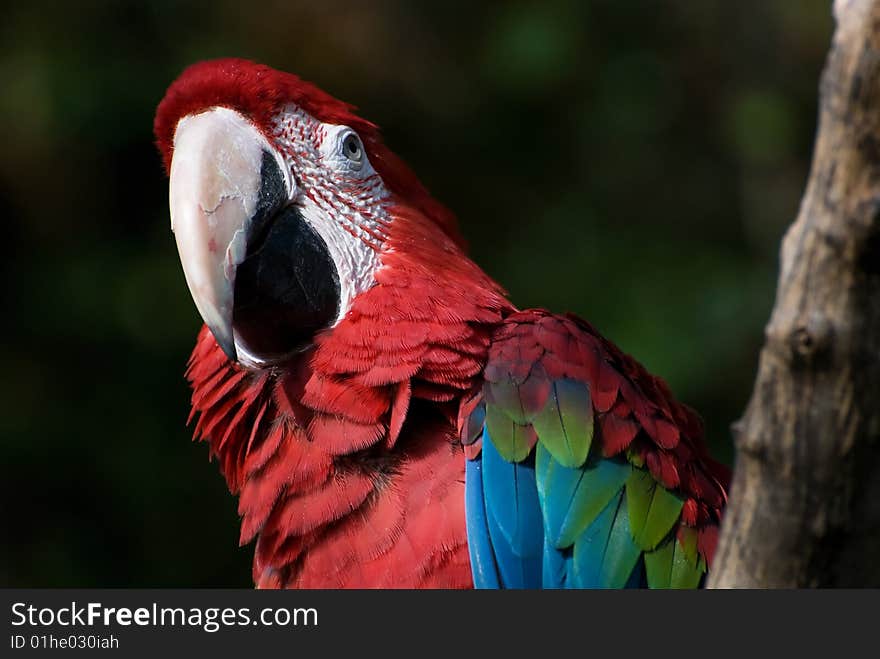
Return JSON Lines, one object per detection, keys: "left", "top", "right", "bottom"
{"left": 271, "top": 107, "right": 390, "bottom": 336}
{"left": 169, "top": 105, "right": 390, "bottom": 366}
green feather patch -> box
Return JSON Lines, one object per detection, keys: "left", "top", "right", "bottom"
{"left": 670, "top": 526, "right": 705, "bottom": 589}
{"left": 677, "top": 524, "right": 700, "bottom": 565}
{"left": 644, "top": 536, "right": 675, "bottom": 588}
{"left": 626, "top": 446, "right": 646, "bottom": 468}
{"left": 484, "top": 402, "right": 534, "bottom": 462}
{"left": 600, "top": 489, "right": 643, "bottom": 588}
{"left": 486, "top": 379, "right": 530, "bottom": 424}
{"left": 531, "top": 379, "right": 593, "bottom": 468}
{"left": 645, "top": 528, "right": 705, "bottom": 589}
{"left": 626, "top": 467, "right": 684, "bottom": 551}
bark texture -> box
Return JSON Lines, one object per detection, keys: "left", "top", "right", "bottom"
{"left": 709, "top": 0, "right": 880, "bottom": 588}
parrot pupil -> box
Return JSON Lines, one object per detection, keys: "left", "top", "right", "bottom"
{"left": 343, "top": 134, "right": 362, "bottom": 162}
{"left": 232, "top": 175, "right": 341, "bottom": 361}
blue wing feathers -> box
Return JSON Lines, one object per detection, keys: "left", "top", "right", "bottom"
{"left": 542, "top": 537, "right": 575, "bottom": 588}
{"left": 486, "top": 502, "right": 542, "bottom": 588}
{"left": 466, "top": 428, "right": 646, "bottom": 589}
{"left": 535, "top": 443, "right": 585, "bottom": 548}
{"left": 464, "top": 458, "right": 501, "bottom": 589}
{"left": 481, "top": 428, "right": 543, "bottom": 588}
{"left": 536, "top": 444, "right": 631, "bottom": 550}
{"left": 571, "top": 490, "right": 620, "bottom": 588}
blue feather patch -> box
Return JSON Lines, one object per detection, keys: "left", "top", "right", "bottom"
{"left": 481, "top": 427, "right": 543, "bottom": 588}
{"left": 465, "top": 457, "right": 501, "bottom": 589}
{"left": 542, "top": 537, "right": 576, "bottom": 588}
{"left": 536, "top": 444, "right": 631, "bottom": 549}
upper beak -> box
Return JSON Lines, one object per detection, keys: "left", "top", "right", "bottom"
{"left": 169, "top": 107, "right": 291, "bottom": 361}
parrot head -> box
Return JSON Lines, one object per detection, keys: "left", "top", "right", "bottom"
{"left": 154, "top": 58, "right": 465, "bottom": 368}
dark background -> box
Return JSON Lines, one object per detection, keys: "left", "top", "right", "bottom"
{"left": 0, "top": 1, "right": 832, "bottom": 587}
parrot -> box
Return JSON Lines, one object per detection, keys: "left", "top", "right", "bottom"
{"left": 154, "top": 58, "right": 729, "bottom": 589}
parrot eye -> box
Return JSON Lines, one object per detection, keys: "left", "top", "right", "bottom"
{"left": 341, "top": 132, "right": 364, "bottom": 166}
{"left": 321, "top": 125, "right": 374, "bottom": 177}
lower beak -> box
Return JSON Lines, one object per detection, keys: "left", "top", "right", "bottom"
{"left": 169, "top": 107, "right": 290, "bottom": 361}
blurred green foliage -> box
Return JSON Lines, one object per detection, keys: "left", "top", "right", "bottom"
{"left": 0, "top": 0, "right": 832, "bottom": 586}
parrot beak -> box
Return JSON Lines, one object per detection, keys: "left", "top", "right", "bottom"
{"left": 169, "top": 107, "right": 292, "bottom": 361}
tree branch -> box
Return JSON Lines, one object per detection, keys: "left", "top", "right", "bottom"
{"left": 709, "top": 0, "right": 880, "bottom": 588}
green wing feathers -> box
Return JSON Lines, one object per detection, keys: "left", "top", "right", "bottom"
{"left": 464, "top": 310, "right": 729, "bottom": 588}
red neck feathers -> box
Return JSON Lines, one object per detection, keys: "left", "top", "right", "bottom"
{"left": 186, "top": 201, "right": 513, "bottom": 588}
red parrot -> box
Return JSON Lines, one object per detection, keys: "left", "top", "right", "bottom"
{"left": 154, "top": 59, "right": 728, "bottom": 589}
